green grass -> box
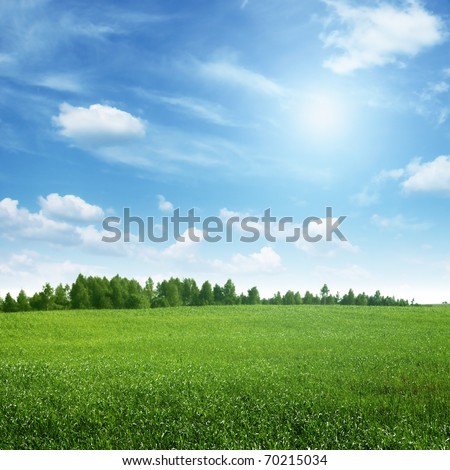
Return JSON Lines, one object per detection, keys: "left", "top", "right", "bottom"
{"left": 0, "top": 305, "right": 449, "bottom": 449}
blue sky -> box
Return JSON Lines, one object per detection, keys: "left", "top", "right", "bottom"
{"left": 1, "top": 0, "right": 450, "bottom": 303}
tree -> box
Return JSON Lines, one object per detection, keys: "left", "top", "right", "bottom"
{"left": 54, "top": 284, "right": 70, "bottom": 309}
{"left": 247, "top": 286, "right": 260, "bottom": 305}
{"left": 16, "top": 290, "right": 30, "bottom": 311}
{"left": 181, "top": 278, "right": 199, "bottom": 306}
{"left": 222, "top": 279, "right": 237, "bottom": 305}
{"left": 355, "top": 292, "right": 368, "bottom": 306}
{"left": 166, "top": 278, "right": 181, "bottom": 307}
{"left": 320, "top": 284, "right": 330, "bottom": 304}
{"left": 303, "top": 291, "right": 315, "bottom": 305}
{"left": 39, "top": 283, "right": 55, "bottom": 311}
{"left": 126, "top": 279, "right": 148, "bottom": 309}
{"left": 341, "top": 288, "right": 355, "bottom": 305}
{"left": 110, "top": 275, "right": 126, "bottom": 309}
{"left": 283, "top": 290, "right": 295, "bottom": 305}
{"left": 88, "top": 277, "right": 112, "bottom": 309}
{"left": 144, "top": 277, "right": 155, "bottom": 307}
{"left": 271, "top": 291, "right": 282, "bottom": 305}
{"left": 213, "top": 283, "right": 224, "bottom": 305}
{"left": 294, "top": 292, "right": 302, "bottom": 305}
{"left": 3, "top": 293, "right": 18, "bottom": 312}
{"left": 70, "top": 274, "right": 91, "bottom": 309}
{"left": 199, "top": 281, "right": 214, "bottom": 306}
{"left": 369, "top": 290, "right": 382, "bottom": 306}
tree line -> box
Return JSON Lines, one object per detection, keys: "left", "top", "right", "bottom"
{"left": 0, "top": 274, "right": 413, "bottom": 312}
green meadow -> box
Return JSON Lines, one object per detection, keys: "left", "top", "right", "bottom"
{"left": 0, "top": 305, "right": 448, "bottom": 449}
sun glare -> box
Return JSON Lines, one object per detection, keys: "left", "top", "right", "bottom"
{"left": 299, "top": 93, "right": 347, "bottom": 139}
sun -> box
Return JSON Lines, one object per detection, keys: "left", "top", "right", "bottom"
{"left": 299, "top": 92, "right": 347, "bottom": 139}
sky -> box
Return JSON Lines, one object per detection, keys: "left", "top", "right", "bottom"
{"left": 1, "top": 0, "right": 450, "bottom": 303}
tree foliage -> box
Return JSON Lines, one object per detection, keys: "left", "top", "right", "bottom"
{"left": 0, "top": 277, "right": 413, "bottom": 313}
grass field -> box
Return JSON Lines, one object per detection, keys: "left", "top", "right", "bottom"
{"left": 0, "top": 305, "right": 449, "bottom": 450}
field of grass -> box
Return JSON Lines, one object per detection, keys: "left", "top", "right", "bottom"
{"left": 0, "top": 305, "right": 449, "bottom": 449}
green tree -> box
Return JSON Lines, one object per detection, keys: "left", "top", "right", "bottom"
{"left": 294, "top": 292, "right": 302, "bottom": 305}
{"left": 247, "top": 286, "right": 260, "bottom": 305}
{"left": 70, "top": 274, "right": 91, "bottom": 309}
{"left": 54, "top": 284, "right": 70, "bottom": 309}
{"left": 166, "top": 278, "right": 181, "bottom": 307}
{"left": 39, "top": 283, "right": 55, "bottom": 310}
{"left": 320, "top": 284, "right": 330, "bottom": 304}
{"left": 303, "top": 290, "right": 315, "bottom": 304}
{"left": 282, "top": 290, "right": 295, "bottom": 305}
{"left": 126, "top": 279, "right": 148, "bottom": 309}
{"left": 355, "top": 292, "right": 368, "bottom": 306}
{"left": 88, "top": 277, "right": 112, "bottom": 309}
{"left": 341, "top": 288, "right": 355, "bottom": 305}
{"left": 16, "top": 289, "right": 30, "bottom": 311}
{"left": 271, "top": 291, "right": 282, "bottom": 305}
{"left": 3, "top": 292, "right": 18, "bottom": 312}
{"left": 213, "top": 283, "right": 224, "bottom": 304}
{"left": 222, "top": 279, "right": 237, "bottom": 305}
{"left": 199, "top": 281, "right": 214, "bottom": 306}
{"left": 144, "top": 277, "right": 155, "bottom": 306}
{"left": 369, "top": 290, "right": 382, "bottom": 306}
{"left": 181, "top": 278, "right": 198, "bottom": 306}
{"left": 110, "top": 275, "right": 126, "bottom": 309}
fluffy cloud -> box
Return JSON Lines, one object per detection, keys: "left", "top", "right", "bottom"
{"left": 0, "top": 251, "right": 106, "bottom": 297}
{"left": 53, "top": 103, "right": 146, "bottom": 147}
{"left": 354, "top": 156, "right": 450, "bottom": 205}
{"left": 157, "top": 195, "right": 174, "bottom": 212}
{"left": 402, "top": 156, "right": 450, "bottom": 194}
{"left": 0, "top": 195, "right": 108, "bottom": 246}
{"left": 322, "top": 0, "right": 445, "bottom": 74}
{"left": 0, "top": 197, "right": 78, "bottom": 244}
{"left": 39, "top": 193, "right": 104, "bottom": 222}
{"left": 212, "top": 247, "right": 282, "bottom": 274}
{"left": 162, "top": 228, "right": 205, "bottom": 261}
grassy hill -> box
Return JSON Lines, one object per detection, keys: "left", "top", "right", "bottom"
{"left": 0, "top": 305, "right": 448, "bottom": 449}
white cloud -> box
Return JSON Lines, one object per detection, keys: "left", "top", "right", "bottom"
{"left": 198, "top": 60, "right": 284, "bottom": 95}
{"left": 371, "top": 214, "right": 429, "bottom": 231}
{"left": 39, "top": 193, "right": 104, "bottom": 222}
{"left": 0, "top": 251, "right": 106, "bottom": 298}
{"left": 437, "top": 107, "right": 449, "bottom": 125}
{"left": 162, "top": 228, "right": 204, "bottom": 261}
{"left": 430, "top": 81, "right": 449, "bottom": 94}
{"left": 212, "top": 247, "right": 282, "bottom": 274}
{"left": 157, "top": 195, "right": 174, "bottom": 212}
{"left": 0, "top": 197, "right": 78, "bottom": 244}
{"left": 415, "top": 80, "right": 450, "bottom": 124}
{"left": 53, "top": 103, "right": 146, "bottom": 147}
{"left": 37, "top": 74, "right": 83, "bottom": 93}
{"left": 322, "top": 0, "right": 446, "bottom": 74}
{"left": 354, "top": 167, "right": 406, "bottom": 207}
{"left": 402, "top": 156, "right": 450, "bottom": 194}
{"left": 159, "top": 96, "right": 233, "bottom": 126}
{"left": 237, "top": 246, "right": 282, "bottom": 272}
{"left": 0, "top": 53, "right": 13, "bottom": 64}
{"left": 314, "top": 264, "right": 371, "bottom": 281}
{"left": 219, "top": 208, "right": 243, "bottom": 219}
{"left": 0, "top": 195, "right": 108, "bottom": 247}
{"left": 375, "top": 168, "right": 405, "bottom": 182}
